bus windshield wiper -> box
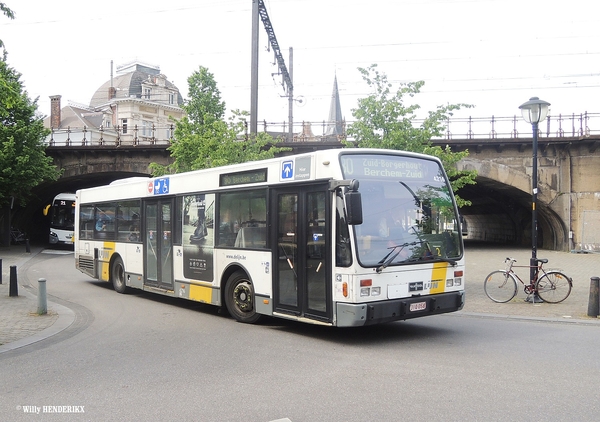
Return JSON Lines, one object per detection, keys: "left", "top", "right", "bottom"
{"left": 377, "top": 242, "right": 415, "bottom": 273}
{"left": 436, "top": 256, "right": 457, "bottom": 266}
{"left": 406, "top": 254, "right": 457, "bottom": 266}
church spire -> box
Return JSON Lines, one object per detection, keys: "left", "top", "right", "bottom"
{"left": 325, "top": 74, "right": 344, "bottom": 136}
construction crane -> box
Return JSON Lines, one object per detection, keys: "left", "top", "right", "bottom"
{"left": 250, "top": 0, "right": 294, "bottom": 140}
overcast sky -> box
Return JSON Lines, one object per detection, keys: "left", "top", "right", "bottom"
{"left": 2, "top": 0, "right": 599, "bottom": 132}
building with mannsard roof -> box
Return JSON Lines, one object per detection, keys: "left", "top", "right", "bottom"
{"left": 44, "top": 61, "right": 185, "bottom": 146}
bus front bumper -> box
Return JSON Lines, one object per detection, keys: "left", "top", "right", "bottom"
{"left": 336, "top": 291, "right": 465, "bottom": 327}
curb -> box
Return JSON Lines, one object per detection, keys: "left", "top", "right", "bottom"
{"left": 454, "top": 310, "right": 600, "bottom": 326}
{"left": 0, "top": 284, "right": 75, "bottom": 354}
{"left": 0, "top": 247, "right": 77, "bottom": 354}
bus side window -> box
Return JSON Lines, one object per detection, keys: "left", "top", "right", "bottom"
{"left": 218, "top": 189, "right": 267, "bottom": 248}
{"left": 335, "top": 192, "right": 352, "bottom": 267}
{"left": 79, "top": 205, "right": 95, "bottom": 240}
{"left": 94, "top": 203, "right": 116, "bottom": 240}
{"left": 115, "top": 201, "right": 141, "bottom": 242}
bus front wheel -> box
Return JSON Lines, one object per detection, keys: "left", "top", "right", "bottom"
{"left": 111, "top": 256, "right": 127, "bottom": 294}
{"left": 224, "top": 271, "right": 262, "bottom": 324}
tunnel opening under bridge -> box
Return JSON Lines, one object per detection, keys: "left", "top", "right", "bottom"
{"left": 457, "top": 176, "right": 568, "bottom": 251}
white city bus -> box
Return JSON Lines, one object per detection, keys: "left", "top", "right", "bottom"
{"left": 45, "top": 193, "right": 76, "bottom": 245}
{"left": 74, "top": 148, "right": 465, "bottom": 326}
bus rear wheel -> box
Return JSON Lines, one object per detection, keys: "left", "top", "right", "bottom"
{"left": 224, "top": 271, "right": 262, "bottom": 324}
{"left": 111, "top": 256, "right": 127, "bottom": 294}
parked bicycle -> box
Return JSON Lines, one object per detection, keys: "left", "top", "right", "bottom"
{"left": 10, "top": 226, "right": 26, "bottom": 245}
{"left": 484, "top": 257, "right": 572, "bottom": 303}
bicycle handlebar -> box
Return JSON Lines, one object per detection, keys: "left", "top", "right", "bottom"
{"left": 504, "top": 257, "right": 548, "bottom": 265}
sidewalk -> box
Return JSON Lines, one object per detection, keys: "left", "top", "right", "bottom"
{"left": 0, "top": 246, "right": 74, "bottom": 353}
{"left": 1, "top": 243, "right": 599, "bottom": 353}
{"left": 462, "top": 243, "right": 600, "bottom": 323}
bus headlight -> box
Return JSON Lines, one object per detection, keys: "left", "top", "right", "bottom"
{"left": 447, "top": 278, "right": 462, "bottom": 287}
{"left": 360, "top": 286, "right": 381, "bottom": 297}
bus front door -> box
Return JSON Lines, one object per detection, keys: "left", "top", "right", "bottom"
{"left": 273, "top": 186, "right": 331, "bottom": 322}
{"left": 144, "top": 199, "right": 174, "bottom": 291}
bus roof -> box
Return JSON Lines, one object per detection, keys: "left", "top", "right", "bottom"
{"left": 76, "top": 148, "right": 443, "bottom": 203}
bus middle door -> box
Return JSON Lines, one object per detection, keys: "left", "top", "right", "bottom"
{"left": 273, "top": 185, "right": 331, "bottom": 322}
{"left": 144, "top": 199, "right": 174, "bottom": 291}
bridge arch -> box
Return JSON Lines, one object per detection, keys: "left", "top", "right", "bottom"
{"left": 10, "top": 145, "right": 171, "bottom": 244}
{"left": 457, "top": 158, "right": 568, "bottom": 251}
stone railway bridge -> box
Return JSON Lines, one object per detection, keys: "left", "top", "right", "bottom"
{"left": 440, "top": 134, "right": 600, "bottom": 253}
{"left": 17, "top": 114, "right": 600, "bottom": 251}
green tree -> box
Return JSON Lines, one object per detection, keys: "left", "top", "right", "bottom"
{"left": 184, "top": 66, "right": 226, "bottom": 125}
{"left": 0, "top": 52, "right": 61, "bottom": 244}
{"left": 151, "top": 66, "right": 286, "bottom": 176}
{"left": 346, "top": 64, "right": 477, "bottom": 207}
{"left": 0, "top": 3, "right": 15, "bottom": 50}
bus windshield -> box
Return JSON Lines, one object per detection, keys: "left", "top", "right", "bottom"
{"left": 340, "top": 153, "right": 462, "bottom": 268}
{"left": 51, "top": 197, "right": 75, "bottom": 230}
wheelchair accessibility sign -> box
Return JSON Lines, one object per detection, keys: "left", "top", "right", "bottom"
{"left": 148, "top": 177, "right": 170, "bottom": 195}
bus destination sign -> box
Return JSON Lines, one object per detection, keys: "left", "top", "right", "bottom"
{"left": 341, "top": 155, "right": 437, "bottom": 181}
{"left": 220, "top": 168, "right": 268, "bottom": 187}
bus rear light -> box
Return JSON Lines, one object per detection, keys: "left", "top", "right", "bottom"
{"left": 342, "top": 282, "right": 348, "bottom": 297}
{"left": 454, "top": 270, "right": 463, "bottom": 277}
{"left": 360, "top": 279, "right": 372, "bottom": 287}
{"left": 371, "top": 286, "right": 381, "bottom": 296}
{"left": 360, "top": 287, "right": 370, "bottom": 297}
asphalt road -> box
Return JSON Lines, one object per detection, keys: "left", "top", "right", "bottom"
{"left": 1, "top": 252, "right": 599, "bottom": 421}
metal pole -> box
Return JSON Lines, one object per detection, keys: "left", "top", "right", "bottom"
{"left": 37, "top": 278, "right": 47, "bottom": 315}
{"left": 588, "top": 277, "right": 599, "bottom": 317}
{"left": 9, "top": 265, "right": 18, "bottom": 297}
{"left": 250, "top": 0, "right": 259, "bottom": 137}
{"left": 288, "top": 47, "right": 293, "bottom": 142}
{"left": 0, "top": 258, "right": 2, "bottom": 284}
{"left": 530, "top": 121, "right": 539, "bottom": 285}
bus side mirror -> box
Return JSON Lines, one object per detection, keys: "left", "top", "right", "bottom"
{"left": 459, "top": 215, "right": 468, "bottom": 236}
{"left": 43, "top": 204, "right": 51, "bottom": 216}
{"left": 345, "top": 191, "right": 363, "bottom": 225}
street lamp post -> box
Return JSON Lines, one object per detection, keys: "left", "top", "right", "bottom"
{"left": 519, "top": 97, "right": 550, "bottom": 301}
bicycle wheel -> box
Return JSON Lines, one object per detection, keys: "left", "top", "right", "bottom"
{"left": 536, "top": 271, "right": 572, "bottom": 303}
{"left": 484, "top": 270, "right": 518, "bottom": 303}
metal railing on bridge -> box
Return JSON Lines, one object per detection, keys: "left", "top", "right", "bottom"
{"left": 46, "top": 124, "right": 175, "bottom": 147}
{"left": 440, "top": 112, "right": 598, "bottom": 140}
{"left": 45, "top": 112, "right": 600, "bottom": 147}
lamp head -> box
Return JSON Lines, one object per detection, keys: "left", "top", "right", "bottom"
{"left": 519, "top": 97, "right": 551, "bottom": 124}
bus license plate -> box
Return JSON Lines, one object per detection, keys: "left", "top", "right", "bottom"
{"left": 409, "top": 301, "right": 427, "bottom": 312}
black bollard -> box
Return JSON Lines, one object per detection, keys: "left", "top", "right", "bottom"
{"left": 588, "top": 277, "right": 600, "bottom": 318}
{"left": 25, "top": 238, "right": 30, "bottom": 253}
{"left": 9, "top": 265, "right": 18, "bottom": 297}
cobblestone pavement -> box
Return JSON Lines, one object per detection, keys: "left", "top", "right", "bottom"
{"left": 1, "top": 242, "right": 599, "bottom": 352}
{"left": 462, "top": 242, "right": 600, "bottom": 322}
{"left": 0, "top": 247, "right": 70, "bottom": 353}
